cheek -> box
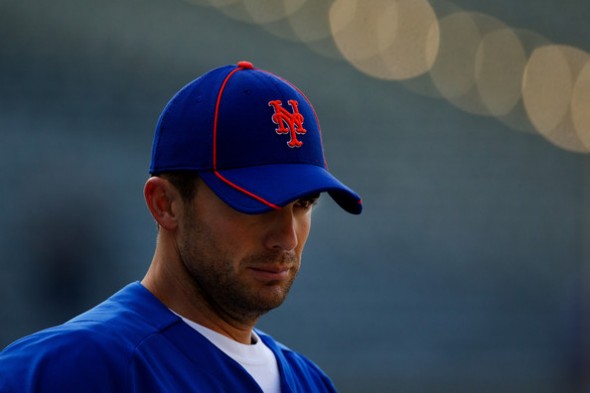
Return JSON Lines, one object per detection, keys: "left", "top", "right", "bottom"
{"left": 213, "top": 221, "right": 261, "bottom": 260}
{"left": 296, "top": 216, "right": 312, "bottom": 252}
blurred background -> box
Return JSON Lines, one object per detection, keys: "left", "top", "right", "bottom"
{"left": 1, "top": 0, "right": 590, "bottom": 392}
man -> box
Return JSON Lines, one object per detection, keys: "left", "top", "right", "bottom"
{"left": 0, "top": 61, "right": 362, "bottom": 392}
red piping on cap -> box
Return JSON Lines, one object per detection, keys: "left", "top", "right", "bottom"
{"left": 212, "top": 65, "right": 281, "bottom": 211}
{"left": 212, "top": 67, "right": 240, "bottom": 168}
{"left": 213, "top": 171, "right": 281, "bottom": 210}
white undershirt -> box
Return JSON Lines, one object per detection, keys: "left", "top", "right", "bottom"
{"left": 173, "top": 312, "right": 281, "bottom": 393}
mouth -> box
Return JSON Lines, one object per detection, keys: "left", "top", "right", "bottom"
{"left": 247, "top": 265, "right": 292, "bottom": 282}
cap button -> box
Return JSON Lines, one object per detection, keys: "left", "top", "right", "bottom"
{"left": 237, "top": 61, "right": 254, "bottom": 69}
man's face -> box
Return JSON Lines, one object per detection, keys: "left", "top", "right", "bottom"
{"left": 176, "top": 179, "right": 318, "bottom": 324}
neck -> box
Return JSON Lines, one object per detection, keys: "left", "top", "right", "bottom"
{"left": 142, "top": 242, "right": 257, "bottom": 344}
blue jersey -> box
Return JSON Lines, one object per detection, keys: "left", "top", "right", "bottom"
{"left": 0, "top": 282, "right": 337, "bottom": 392}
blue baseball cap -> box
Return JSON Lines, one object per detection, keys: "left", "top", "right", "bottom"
{"left": 149, "top": 61, "right": 362, "bottom": 215}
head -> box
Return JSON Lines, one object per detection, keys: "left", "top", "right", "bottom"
{"left": 145, "top": 61, "right": 362, "bottom": 325}
{"left": 145, "top": 171, "right": 319, "bottom": 324}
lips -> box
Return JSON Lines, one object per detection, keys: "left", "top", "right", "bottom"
{"left": 248, "top": 265, "right": 291, "bottom": 282}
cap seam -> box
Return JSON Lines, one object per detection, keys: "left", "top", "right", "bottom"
{"left": 212, "top": 66, "right": 282, "bottom": 210}
{"left": 213, "top": 66, "right": 242, "bottom": 171}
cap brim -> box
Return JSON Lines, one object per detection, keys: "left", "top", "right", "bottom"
{"left": 199, "top": 164, "right": 362, "bottom": 215}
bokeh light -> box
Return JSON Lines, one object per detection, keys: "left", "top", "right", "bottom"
{"left": 495, "top": 29, "right": 552, "bottom": 134}
{"left": 329, "top": 0, "right": 389, "bottom": 68}
{"left": 523, "top": 45, "right": 590, "bottom": 152}
{"left": 329, "top": 0, "right": 439, "bottom": 81}
{"left": 285, "top": 0, "right": 343, "bottom": 60}
{"left": 286, "top": 0, "right": 333, "bottom": 43}
{"left": 429, "top": 12, "right": 484, "bottom": 104}
{"left": 431, "top": 12, "right": 513, "bottom": 116}
{"left": 572, "top": 61, "right": 590, "bottom": 149}
{"left": 183, "top": 0, "right": 590, "bottom": 154}
{"left": 242, "top": 0, "right": 306, "bottom": 24}
{"left": 475, "top": 28, "right": 526, "bottom": 117}
{"left": 376, "top": 0, "right": 439, "bottom": 80}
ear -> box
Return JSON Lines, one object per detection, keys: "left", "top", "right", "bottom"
{"left": 144, "top": 177, "right": 182, "bottom": 231}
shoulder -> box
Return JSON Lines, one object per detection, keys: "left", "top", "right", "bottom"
{"left": 0, "top": 283, "right": 178, "bottom": 393}
{"left": 0, "top": 323, "right": 130, "bottom": 392}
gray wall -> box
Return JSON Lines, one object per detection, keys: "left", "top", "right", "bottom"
{"left": 1, "top": 1, "right": 589, "bottom": 392}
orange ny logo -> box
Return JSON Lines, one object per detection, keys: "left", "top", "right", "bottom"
{"left": 268, "top": 99, "right": 307, "bottom": 148}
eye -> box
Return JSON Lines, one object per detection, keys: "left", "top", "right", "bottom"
{"left": 294, "top": 193, "right": 320, "bottom": 209}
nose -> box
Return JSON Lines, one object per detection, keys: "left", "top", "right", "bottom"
{"left": 263, "top": 206, "right": 298, "bottom": 252}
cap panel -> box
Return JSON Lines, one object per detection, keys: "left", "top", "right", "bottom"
{"left": 214, "top": 69, "right": 325, "bottom": 170}
{"left": 149, "top": 65, "right": 236, "bottom": 173}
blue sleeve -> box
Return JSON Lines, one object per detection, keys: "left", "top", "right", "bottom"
{"left": 0, "top": 327, "right": 130, "bottom": 393}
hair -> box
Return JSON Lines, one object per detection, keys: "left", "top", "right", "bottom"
{"left": 156, "top": 171, "right": 200, "bottom": 203}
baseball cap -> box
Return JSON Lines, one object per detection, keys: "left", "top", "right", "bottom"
{"left": 149, "top": 61, "right": 362, "bottom": 215}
